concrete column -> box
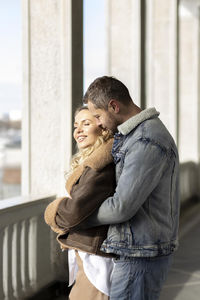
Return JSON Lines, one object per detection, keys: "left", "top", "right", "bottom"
{"left": 146, "top": 0, "right": 179, "bottom": 141}
{"left": 22, "top": 0, "right": 83, "bottom": 197}
{"left": 105, "top": 0, "right": 142, "bottom": 106}
{"left": 178, "top": 1, "right": 199, "bottom": 163}
{"left": 198, "top": 7, "right": 200, "bottom": 197}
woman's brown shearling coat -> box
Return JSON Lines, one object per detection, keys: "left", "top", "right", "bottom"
{"left": 44, "top": 139, "right": 116, "bottom": 256}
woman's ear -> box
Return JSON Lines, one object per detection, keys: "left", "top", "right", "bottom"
{"left": 108, "top": 100, "right": 120, "bottom": 114}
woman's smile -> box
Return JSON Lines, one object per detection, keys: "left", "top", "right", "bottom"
{"left": 73, "top": 109, "right": 102, "bottom": 149}
{"left": 77, "top": 135, "right": 87, "bottom": 143}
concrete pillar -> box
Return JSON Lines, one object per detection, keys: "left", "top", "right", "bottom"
{"left": 146, "top": 0, "right": 179, "bottom": 141}
{"left": 198, "top": 7, "right": 200, "bottom": 196}
{"left": 105, "top": 0, "right": 142, "bottom": 106}
{"left": 22, "top": 0, "right": 83, "bottom": 197}
{"left": 178, "top": 1, "right": 199, "bottom": 163}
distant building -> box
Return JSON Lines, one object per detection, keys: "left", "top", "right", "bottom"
{"left": 0, "top": 114, "right": 21, "bottom": 200}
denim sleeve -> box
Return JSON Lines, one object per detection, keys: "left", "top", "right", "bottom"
{"left": 80, "top": 139, "right": 169, "bottom": 227}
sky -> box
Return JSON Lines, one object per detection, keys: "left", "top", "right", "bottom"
{"left": 0, "top": 0, "right": 22, "bottom": 116}
{"left": 83, "top": 0, "right": 106, "bottom": 90}
{"left": 0, "top": 0, "right": 106, "bottom": 116}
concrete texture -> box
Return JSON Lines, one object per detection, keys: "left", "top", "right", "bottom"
{"left": 22, "top": 0, "right": 83, "bottom": 197}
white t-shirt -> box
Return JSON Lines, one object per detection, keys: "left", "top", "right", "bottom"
{"left": 68, "top": 249, "right": 114, "bottom": 296}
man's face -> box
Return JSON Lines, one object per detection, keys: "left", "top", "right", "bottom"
{"left": 88, "top": 101, "right": 118, "bottom": 133}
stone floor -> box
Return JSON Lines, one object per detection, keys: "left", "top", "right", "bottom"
{"left": 160, "top": 202, "right": 200, "bottom": 300}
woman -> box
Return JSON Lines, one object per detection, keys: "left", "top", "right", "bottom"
{"left": 44, "top": 106, "right": 116, "bottom": 300}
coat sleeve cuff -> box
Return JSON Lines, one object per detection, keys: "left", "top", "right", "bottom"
{"left": 44, "top": 197, "right": 67, "bottom": 233}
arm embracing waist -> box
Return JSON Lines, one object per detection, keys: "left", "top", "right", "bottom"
{"left": 55, "top": 164, "right": 116, "bottom": 230}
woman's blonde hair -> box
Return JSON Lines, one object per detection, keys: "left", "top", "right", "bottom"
{"left": 65, "top": 106, "right": 113, "bottom": 179}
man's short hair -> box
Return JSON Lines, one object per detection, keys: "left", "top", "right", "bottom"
{"left": 83, "top": 76, "right": 132, "bottom": 109}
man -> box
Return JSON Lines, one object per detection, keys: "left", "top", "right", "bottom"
{"left": 82, "top": 76, "right": 180, "bottom": 300}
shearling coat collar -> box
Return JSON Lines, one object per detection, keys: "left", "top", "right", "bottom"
{"left": 65, "top": 138, "right": 113, "bottom": 194}
{"left": 118, "top": 107, "right": 159, "bottom": 136}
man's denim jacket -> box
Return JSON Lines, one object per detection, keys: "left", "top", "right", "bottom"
{"left": 86, "top": 108, "right": 180, "bottom": 257}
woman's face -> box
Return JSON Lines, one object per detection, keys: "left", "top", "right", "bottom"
{"left": 73, "top": 109, "right": 102, "bottom": 149}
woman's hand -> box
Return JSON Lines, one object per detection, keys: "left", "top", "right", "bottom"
{"left": 44, "top": 197, "right": 68, "bottom": 232}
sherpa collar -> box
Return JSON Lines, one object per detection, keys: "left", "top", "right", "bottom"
{"left": 118, "top": 107, "right": 159, "bottom": 135}
{"left": 65, "top": 138, "right": 113, "bottom": 194}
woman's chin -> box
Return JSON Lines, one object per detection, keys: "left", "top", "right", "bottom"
{"left": 77, "top": 142, "right": 89, "bottom": 149}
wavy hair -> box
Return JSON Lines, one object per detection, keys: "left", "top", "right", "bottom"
{"left": 65, "top": 106, "right": 113, "bottom": 179}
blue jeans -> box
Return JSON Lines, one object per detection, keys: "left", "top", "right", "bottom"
{"left": 110, "top": 255, "right": 173, "bottom": 300}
